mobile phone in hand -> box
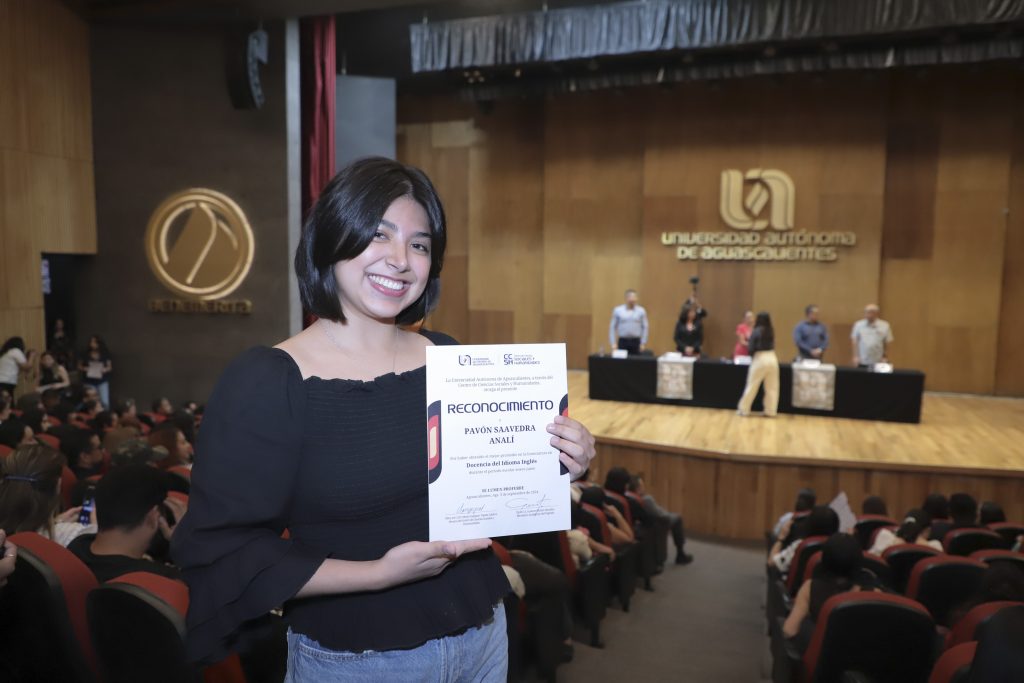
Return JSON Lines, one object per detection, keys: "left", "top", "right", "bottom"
{"left": 79, "top": 492, "right": 95, "bottom": 525}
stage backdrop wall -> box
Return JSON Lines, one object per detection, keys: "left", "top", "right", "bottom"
{"left": 78, "top": 22, "right": 299, "bottom": 405}
{"left": 398, "top": 67, "right": 1024, "bottom": 396}
{"left": 0, "top": 0, "right": 96, "bottom": 355}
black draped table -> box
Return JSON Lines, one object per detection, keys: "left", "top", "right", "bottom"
{"left": 588, "top": 355, "right": 925, "bottom": 424}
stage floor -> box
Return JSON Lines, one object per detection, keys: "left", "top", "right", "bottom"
{"left": 569, "top": 370, "right": 1024, "bottom": 475}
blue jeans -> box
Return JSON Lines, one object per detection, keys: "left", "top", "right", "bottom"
{"left": 284, "top": 603, "right": 507, "bottom": 683}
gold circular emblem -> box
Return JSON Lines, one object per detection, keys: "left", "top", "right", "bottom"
{"left": 144, "top": 189, "right": 255, "bottom": 301}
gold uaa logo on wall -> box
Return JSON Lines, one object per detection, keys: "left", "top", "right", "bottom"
{"left": 719, "top": 168, "right": 795, "bottom": 231}
{"left": 144, "top": 189, "right": 254, "bottom": 301}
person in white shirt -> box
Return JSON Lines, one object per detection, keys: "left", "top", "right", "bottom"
{"left": 851, "top": 304, "right": 894, "bottom": 367}
{"left": 0, "top": 337, "right": 33, "bottom": 400}
{"left": 868, "top": 509, "right": 942, "bottom": 556}
{"left": 608, "top": 289, "right": 649, "bottom": 355}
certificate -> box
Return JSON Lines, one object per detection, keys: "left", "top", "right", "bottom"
{"left": 425, "top": 343, "right": 571, "bottom": 541}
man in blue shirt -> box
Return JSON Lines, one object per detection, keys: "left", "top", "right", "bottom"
{"left": 609, "top": 289, "right": 649, "bottom": 354}
{"left": 793, "top": 304, "right": 829, "bottom": 360}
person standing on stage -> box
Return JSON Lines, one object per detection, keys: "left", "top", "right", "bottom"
{"left": 734, "top": 310, "right": 754, "bottom": 361}
{"left": 674, "top": 305, "right": 704, "bottom": 357}
{"left": 793, "top": 305, "right": 829, "bottom": 361}
{"left": 851, "top": 304, "right": 893, "bottom": 367}
{"left": 171, "top": 158, "right": 597, "bottom": 681}
{"left": 609, "top": 289, "right": 649, "bottom": 355}
{"left": 737, "top": 312, "right": 779, "bottom": 417}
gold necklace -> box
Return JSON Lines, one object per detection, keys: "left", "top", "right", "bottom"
{"left": 319, "top": 319, "right": 399, "bottom": 376}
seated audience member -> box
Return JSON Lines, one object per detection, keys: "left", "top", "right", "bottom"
{"left": 147, "top": 422, "right": 193, "bottom": 469}
{"left": 948, "top": 562, "right": 1024, "bottom": 627}
{"left": 68, "top": 464, "right": 184, "bottom": 583}
{"left": 508, "top": 548, "right": 576, "bottom": 662}
{"left": 90, "top": 410, "right": 118, "bottom": 437}
{"left": 783, "top": 533, "right": 878, "bottom": 644}
{"left": 604, "top": 467, "right": 649, "bottom": 526}
{"left": 627, "top": 473, "right": 693, "bottom": 565}
{"left": 968, "top": 603, "right": 1024, "bottom": 683}
{"left": 580, "top": 486, "right": 634, "bottom": 545}
{"left": 569, "top": 501, "right": 616, "bottom": 564}
{"left": 152, "top": 397, "right": 174, "bottom": 419}
{"left": 78, "top": 399, "right": 102, "bottom": 422}
{"left": 861, "top": 495, "right": 888, "bottom": 516}
{"left": 769, "top": 505, "right": 840, "bottom": 576}
{"left": 19, "top": 409, "right": 51, "bottom": 438}
{"left": 15, "top": 393, "right": 44, "bottom": 415}
{"left": 922, "top": 492, "right": 950, "bottom": 539}
{"left": 60, "top": 428, "right": 104, "bottom": 480}
{"left": 940, "top": 492, "right": 980, "bottom": 536}
{"left": 772, "top": 488, "right": 817, "bottom": 539}
{"left": 74, "top": 385, "right": 101, "bottom": 412}
{"left": 0, "top": 418, "right": 34, "bottom": 449}
{"left": 980, "top": 501, "right": 1007, "bottom": 526}
{"left": 0, "top": 530, "right": 16, "bottom": 587}
{"left": 868, "top": 509, "right": 942, "bottom": 556}
{"left": 0, "top": 443, "right": 95, "bottom": 546}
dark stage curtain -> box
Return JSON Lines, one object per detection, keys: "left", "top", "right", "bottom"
{"left": 410, "top": 0, "right": 1024, "bottom": 73}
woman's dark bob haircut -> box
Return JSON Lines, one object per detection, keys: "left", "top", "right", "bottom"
{"left": 295, "top": 157, "right": 447, "bottom": 325}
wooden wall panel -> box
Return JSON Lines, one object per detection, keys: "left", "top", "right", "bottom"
{"left": 0, "top": 0, "right": 95, "bottom": 351}
{"left": 402, "top": 67, "right": 1024, "bottom": 394}
{"left": 597, "top": 439, "right": 1024, "bottom": 541}
{"left": 996, "top": 83, "right": 1024, "bottom": 395}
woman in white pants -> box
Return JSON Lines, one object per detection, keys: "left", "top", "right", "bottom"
{"left": 738, "top": 312, "right": 779, "bottom": 417}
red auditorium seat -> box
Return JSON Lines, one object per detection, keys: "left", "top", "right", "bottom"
{"left": 603, "top": 490, "right": 633, "bottom": 525}
{"left": 928, "top": 642, "right": 977, "bottom": 683}
{"left": 36, "top": 432, "right": 61, "bottom": 449}
{"left": 970, "top": 548, "right": 1024, "bottom": 570}
{"left": 943, "top": 528, "right": 1004, "bottom": 556}
{"left": 786, "top": 536, "right": 829, "bottom": 596}
{"left": 605, "top": 487, "right": 658, "bottom": 591}
{"left": 0, "top": 532, "right": 99, "bottom": 682}
{"left": 854, "top": 515, "right": 898, "bottom": 550}
{"left": 906, "top": 556, "right": 987, "bottom": 627}
{"left": 945, "top": 601, "right": 1024, "bottom": 650}
{"left": 860, "top": 552, "right": 892, "bottom": 587}
{"left": 489, "top": 541, "right": 527, "bottom": 676}
{"left": 168, "top": 465, "right": 192, "bottom": 480}
{"left": 581, "top": 501, "right": 636, "bottom": 612}
{"left": 987, "top": 522, "right": 1024, "bottom": 549}
{"left": 88, "top": 572, "right": 248, "bottom": 683}
{"left": 507, "top": 531, "right": 608, "bottom": 648}
{"left": 0, "top": 443, "right": 12, "bottom": 458}
{"left": 801, "top": 592, "right": 935, "bottom": 683}
{"left": 801, "top": 548, "right": 823, "bottom": 587}
{"left": 882, "top": 543, "right": 941, "bottom": 594}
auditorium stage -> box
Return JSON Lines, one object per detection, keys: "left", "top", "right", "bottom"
{"left": 569, "top": 371, "right": 1024, "bottom": 541}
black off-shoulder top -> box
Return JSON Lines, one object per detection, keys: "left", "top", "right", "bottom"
{"left": 170, "top": 329, "right": 510, "bottom": 663}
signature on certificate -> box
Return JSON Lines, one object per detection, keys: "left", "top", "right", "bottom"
{"left": 505, "top": 494, "right": 551, "bottom": 511}
{"left": 455, "top": 502, "right": 490, "bottom": 514}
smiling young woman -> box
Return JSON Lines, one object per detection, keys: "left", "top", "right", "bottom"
{"left": 171, "top": 157, "right": 596, "bottom": 682}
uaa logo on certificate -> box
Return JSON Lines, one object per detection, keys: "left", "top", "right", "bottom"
{"left": 144, "top": 188, "right": 255, "bottom": 301}
{"left": 719, "top": 168, "right": 795, "bottom": 231}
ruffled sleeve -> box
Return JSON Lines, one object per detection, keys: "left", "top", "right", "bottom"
{"left": 170, "top": 347, "right": 327, "bottom": 664}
